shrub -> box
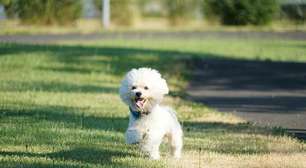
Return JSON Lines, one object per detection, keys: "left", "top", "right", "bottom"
{"left": 137, "top": 0, "right": 166, "bottom": 18}
{"left": 203, "top": 0, "right": 279, "bottom": 25}
{"left": 0, "top": 0, "right": 11, "bottom": 6}
{"left": 164, "top": 0, "right": 198, "bottom": 26}
{"left": 95, "top": 0, "right": 137, "bottom": 26}
{"left": 281, "top": 3, "right": 306, "bottom": 23}
{"left": 111, "top": 0, "right": 137, "bottom": 26}
{"left": 1, "top": 0, "right": 17, "bottom": 18}
{"left": 3, "top": 0, "right": 82, "bottom": 25}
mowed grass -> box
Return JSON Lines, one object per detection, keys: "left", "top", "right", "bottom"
{"left": 0, "top": 38, "right": 306, "bottom": 168}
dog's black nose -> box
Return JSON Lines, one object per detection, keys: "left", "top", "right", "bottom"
{"left": 136, "top": 92, "right": 142, "bottom": 97}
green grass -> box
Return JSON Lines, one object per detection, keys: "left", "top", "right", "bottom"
{"left": 0, "top": 38, "right": 306, "bottom": 168}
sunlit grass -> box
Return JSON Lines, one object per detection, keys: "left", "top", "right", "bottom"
{"left": 0, "top": 38, "right": 305, "bottom": 167}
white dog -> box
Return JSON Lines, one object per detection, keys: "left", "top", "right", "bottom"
{"left": 119, "top": 67, "right": 183, "bottom": 160}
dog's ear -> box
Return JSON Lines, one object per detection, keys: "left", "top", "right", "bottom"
{"left": 119, "top": 68, "right": 137, "bottom": 105}
{"left": 160, "top": 78, "right": 169, "bottom": 95}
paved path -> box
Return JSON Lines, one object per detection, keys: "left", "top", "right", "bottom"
{"left": 1, "top": 31, "right": 306, "bottom": 43}
{"left": 187, "top": 59, "right": 306, "bottom": 131}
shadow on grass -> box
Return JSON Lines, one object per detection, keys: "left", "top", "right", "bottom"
{"left": 183, "top": 121, "right": 285, "bottom": 135}
{"left": 182, "top": 121, "right": 302, "bottom": 154}
{"left": 0, "top": 161, "right": 81, "bottom": 168}
{"left": 0, "top": 146, "right": 139, "bottom": 167}
{"left": 0, "top": 105, "right": 128, "bottom": 132}
{"left": 0, "top": 81, "right": 118, "bottom": 93}
{"left": 0, "top": 104, "right": 143, "bottom": 167}
{"left": 0, "top": 43, "right": 205, "bottom": 76}
{"left": 0, "top": 43, "right": 205, "bottom": 97}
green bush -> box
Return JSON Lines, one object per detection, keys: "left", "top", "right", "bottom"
{"left": 95, "top": 0, "right": 137, "bottom": 26}
{"left": 1, "top": 0, "right": 17, "bottom": 18}
{"left": 281, "top": 4, "right": 306, "bottom": 23}
{"left": 164, "top": 0, "right": 198, "bottom": 26}
{"left": 137, "top": 0, "right": 166, "bottom": 18}
{"left": 0, "top": 0, "right": 11, "bottom": 6}
{"left": 3, "top": 0, "right": 82, "bottom": 25}
{"left": 111, "top": 0, "right": 137, "bottom": 26}
{"left": 203, "top": 0, "right": 279, "bottom": 25}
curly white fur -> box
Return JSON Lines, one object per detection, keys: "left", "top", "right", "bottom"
{"left": 119, "top": 67, "right": 183, "bottom": 160}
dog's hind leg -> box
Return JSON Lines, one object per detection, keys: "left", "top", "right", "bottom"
{"left": 170, "top": 128, "right": 183, "bottom": 159}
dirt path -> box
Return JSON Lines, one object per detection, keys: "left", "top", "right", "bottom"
{"left": 187, "top": 59, "right": 306, "bottom": 133}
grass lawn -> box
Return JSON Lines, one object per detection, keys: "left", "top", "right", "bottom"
{"left": 0, "top": 38, "right": 306, "bottom": 168}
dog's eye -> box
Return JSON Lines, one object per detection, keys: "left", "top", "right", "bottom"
{"left": 144, "top": 86, "right": 149, "bottom": 90}
{"left": 131, "top": 86, "right": 136, "bottom": 90}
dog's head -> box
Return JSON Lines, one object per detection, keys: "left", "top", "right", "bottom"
{"left": 119, "top": 68, "right": 169, "bottom": 113}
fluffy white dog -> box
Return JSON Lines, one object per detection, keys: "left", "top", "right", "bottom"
{"left": 119, "top": 67, "right": 183, "bottom": 160}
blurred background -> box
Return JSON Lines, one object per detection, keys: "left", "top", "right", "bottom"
{"left": 0, "top": 0, "right": 305, "bottom": 34}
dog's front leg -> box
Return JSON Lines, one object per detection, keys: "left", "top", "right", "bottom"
{"left": 141, "top": 130, "right": 163, "bottom": 160}
{"left": 125, "top": 128, "right": 141, "bottom": 144}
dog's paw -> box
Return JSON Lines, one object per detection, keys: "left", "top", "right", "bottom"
{"left": 149, "top": 153, "right": 160, "bottom": 160}
{"left": 173, "top": 153, "right": 181, "bottom": 159}
{"left": 171, "top": 148, "right": 182, "bottom": 159}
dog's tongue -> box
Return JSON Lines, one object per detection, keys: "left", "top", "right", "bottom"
{"left": 136, "top": 99, "right": 144, "bottom": 108}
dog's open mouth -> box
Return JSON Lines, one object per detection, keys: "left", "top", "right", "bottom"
{"left": 135, "top": 97, "right": 147, "bottom": 109}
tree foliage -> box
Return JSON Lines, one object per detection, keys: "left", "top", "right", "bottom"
{"left": 2, "top": 0, "right": 82, "bottom": 25}
{"left": 95, "top": 0, "right": 137, "bottom": 26}
{"left": 164, "top": 0, "right": 198, "bottom": 25}
{"left": 203, "top": 0, "right": 279, "bottom": 25}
